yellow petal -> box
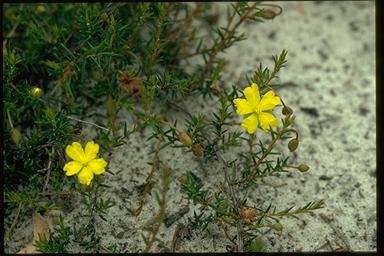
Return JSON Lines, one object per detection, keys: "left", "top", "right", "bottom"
{"left": 77, "top": 166, "right": 94, "bottom": 186}
{"left": 258, "top": 112, "right": 279, "bottom": 132}
{"left": 88, "top": 158, "right": 107, "bottom": 175}
{"left": 243, "top": 83, "right": 260, "bottom": 107}
{"left": 63, "top": 161, "right": 83, "bottom": 176}
{"left": 233, "top": 98, "right": 254, "bottom": 115}
{"left": 65, "top": 142, "right": 86, "bottom": 163}
{"left": 241, "top": 114, "right": 259, "bottom": 134}
{"left": 84, "top": 141, "right": 99, "bottom": 162}
{"left": 258, "top": 90, "right": 281, "bottom": 112}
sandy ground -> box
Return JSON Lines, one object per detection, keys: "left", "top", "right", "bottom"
{"left": 4, "top": 1, "right": 376, "bottom": 253}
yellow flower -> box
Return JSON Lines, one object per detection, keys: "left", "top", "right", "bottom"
{"left": 31, "top": 86, "right": 42, "bottom": 96}
{"left": 233, "top": 83, "right": 281, "bottom": 134}
{"left": 63, "top": 141, "right": 107, "bottom": 186}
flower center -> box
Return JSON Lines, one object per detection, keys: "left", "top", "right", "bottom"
{"left": 254, "top": 105, "right": 262, "bottom": 114}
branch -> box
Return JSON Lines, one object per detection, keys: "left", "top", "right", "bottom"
{"left": 134, "top": 136, "right": 163, "bottom": 216}
{"left": 43, "top": 148, "right": 55, "bottom": 192}
{"left": 67, "top": 116, "right": 110, "bottom": 132}
{"left": 165, "top": 3, "right": 203, "bottom": 44}
{"left": 190, "top": 2, "right": 258, "bottom": 91}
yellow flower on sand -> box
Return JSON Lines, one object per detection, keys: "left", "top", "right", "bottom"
{"left": 233, "top": 83, "right": 281, "bottom": 134}
{"left": 63, "top": 141, "right": 107, "bottom": 186}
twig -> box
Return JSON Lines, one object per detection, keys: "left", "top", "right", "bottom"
{"left": 165, "top": 3, "right": 203, "bottom": 44}
{"left": 67, "top": 116, "right": 110, "bottom": 132}
{"left": 144, "top": 223, "right": 161, "bottom": 253}
{"left": 319, "top": 213, "right": 351, "bottom": 251}
{"left": 315, "top": 239, "right": 333, "bottom": 252}
{"left": 6, "top": 110, "right": 14, "bottom": 129}
{"left": 148, "top": 13, "right": 165, "bottom": 68}
{"left": 36, "top": 191, "right": 74, "bottom": 197}
{"left": 134, "top": 136, "right": 163, "bottom": 216}
{"left": 252, "top": 133, "right": 282, "bottom": 171}
{"left": 248, "top": 133, "right": 254, "bottom": 166}
{"left": 4, "top": 202, "right": 23, "bottom": 241}
{"left": 167, "top": 98, "right": 244, "bottom": 250}
{"left": 4, "top": 21, "right": 19, "bottom": 40}
{"left": 231, "top": 131, "right": 283, "bottom": 185}
{"left": 143, "top": 166, "right": 170, "bottom": 252}
{"left": 171, "top": 223, "right": 185, "bottom": 252}
{"left": 230, "top": 171, "right": 280, "bottom": 186}
{"left": 216, "top": 152, "right": 243, "bottom": 252}
{"left": 190, "top": 2, "right": 258, "bottom": 91}
{"left": 221, "top": 223, "right": 237, "bottom": 245}
{"left": 43, "top": 148, "right": 55, "bottom": 192}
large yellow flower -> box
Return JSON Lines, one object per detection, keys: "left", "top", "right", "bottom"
{"left": 233, "top": 83, "right": 281, "bottom": 134}
{"left": 63, "top": 141, "right": 107, "bottom": 186}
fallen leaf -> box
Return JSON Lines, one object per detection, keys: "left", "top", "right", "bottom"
{"left": 17, "top": 213, "right": 50, "bottom": 254}
{"left": 118, "top": 70, "right": 144, "bottom": 96}
{"left": 18, "top": 243, "right": 37, "bottom": 254}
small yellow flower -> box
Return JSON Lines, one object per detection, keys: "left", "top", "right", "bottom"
{"left": 31, "top": 86, "right": 42, "bottom": 96}
{"left": 233, "top": 83, "right": 281, "bottom": 134}
{"left": 63, "top": 141, "right": 107, "bottom": 186}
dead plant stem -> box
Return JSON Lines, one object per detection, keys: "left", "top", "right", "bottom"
{"left": 4, "top": 202, "right": 23, "bottom": 241}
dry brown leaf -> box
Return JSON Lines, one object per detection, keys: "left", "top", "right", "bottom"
{"left": 118, "top": 70, "right": 144, "bottom": 96}
{"left": 17, "top": 213, "right": 50, "bottom": 254}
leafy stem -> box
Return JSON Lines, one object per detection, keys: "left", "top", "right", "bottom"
{"left": 190, "top": 2, "right": 258, "bottom": 91}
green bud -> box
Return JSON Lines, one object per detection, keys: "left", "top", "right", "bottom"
{"left": 35, "top": 5, "right": 46, "bottom": 14}
{"left": 246, "top": 237, "right": 264, "bottom": 252}
{"left": 288, "top": 138, "right": 299, "bottom": 152}
{"left": 11, "top": 128, "right": 22, "bottom": 145}
{"left": 298, "top": 164, "right": 310, "bottom": 172}
{"left": 271, "top": 223, "right": 283, "bottom": 231}
{"left": 100, "top": 13, "right": 109, "bottom": 21}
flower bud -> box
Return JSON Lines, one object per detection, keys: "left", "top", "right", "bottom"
{"left": 11, "top": 128, "right": 22, "bottom": 145}
{"left": 178, "top": 130, "right": 192, "bottom": 146}
{"left": 298, "top": 164, "right": 310, "bottom": 172}
{"left": 191, "top": 143, "right": 204, "bottom": 157}
{"left": 282, "top": 105, "right": 293, "bottom": 116}
{"left": 260, "top": 9, "right": 277, "bottom": 20}
{"left": 288, "top": 138, "right": 299, "bottom": 152}
{"left": 31, "top": 86, "right": 42, "bottom": 97}
{"left": 100, "top": 13, "right": 109, "bottom": 21}
{"left": 271, "top": 223, "right": 283, "bottom": 231}
{"left": 35, "top": 5, "right": 46, "bottom": 14}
